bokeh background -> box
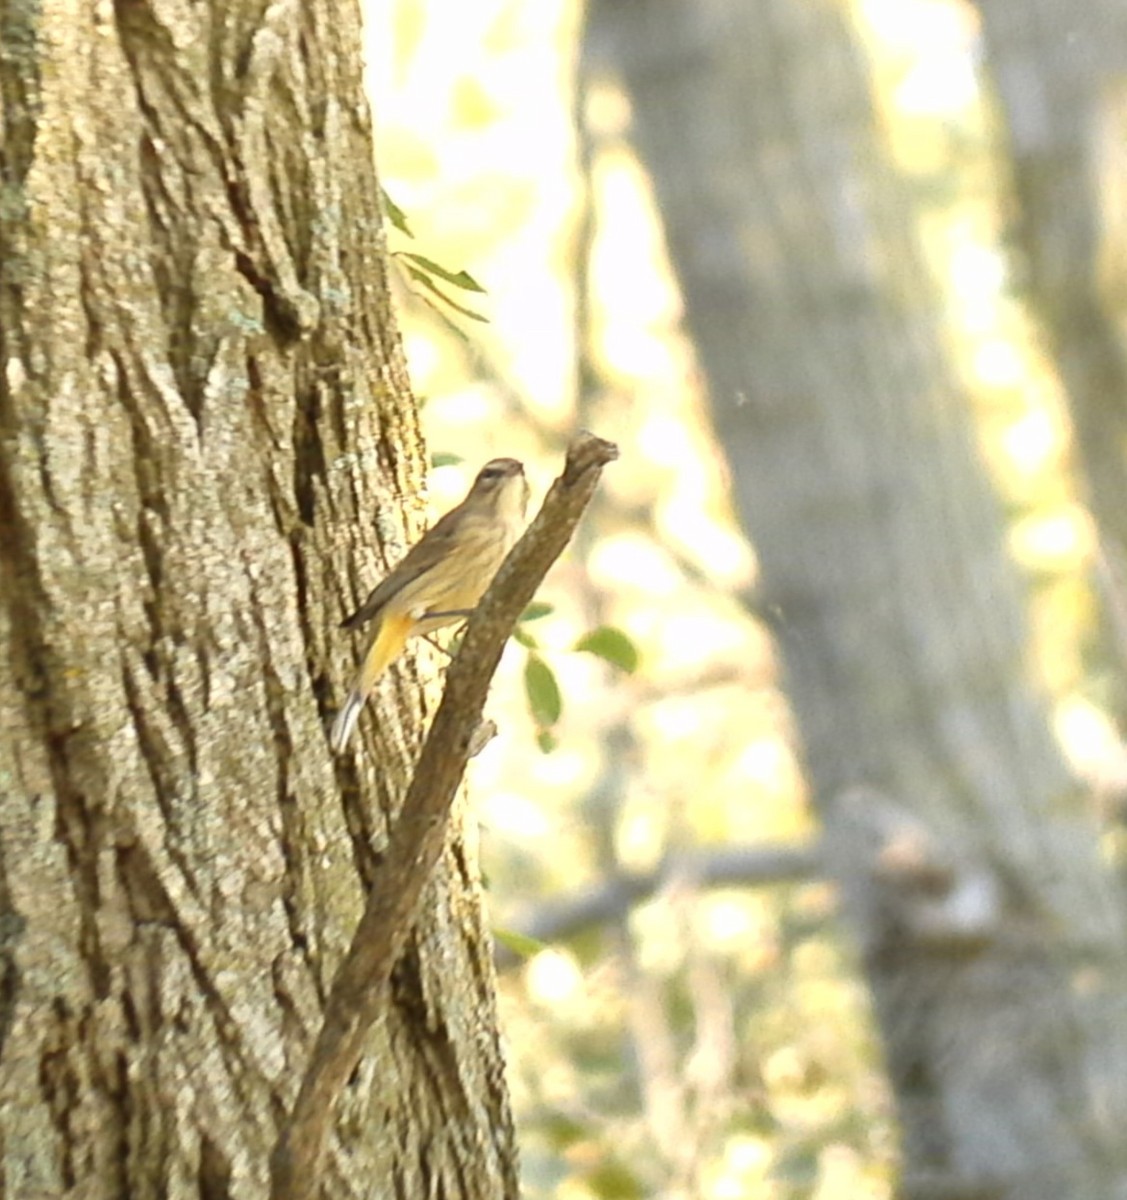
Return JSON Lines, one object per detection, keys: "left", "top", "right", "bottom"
{"left": 359, "top": 2, "right": 1127, "bottom": 1196}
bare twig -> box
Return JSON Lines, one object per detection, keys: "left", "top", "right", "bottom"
{"left": 270, "top": 431, "right": 619, "bottom": 1200}
{"left": 495, "top": 841, "right": 821, "bottom": 970}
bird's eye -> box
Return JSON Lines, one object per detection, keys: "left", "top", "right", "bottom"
{"left": 480, "top": 467, "right": 502, "bottom": 481}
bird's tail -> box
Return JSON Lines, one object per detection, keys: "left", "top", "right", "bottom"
{"left": 329, "top": 613, "right": 414, "bottom": 753}
{"left": 328, "top": 689, "right": 365, "bottom": 754}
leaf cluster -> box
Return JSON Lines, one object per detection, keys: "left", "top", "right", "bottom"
{"left": 382, "top": 187, "right": 489, "bottom": 331}
{"left": 514, "top": 604, "right": 638, "bottom": 752}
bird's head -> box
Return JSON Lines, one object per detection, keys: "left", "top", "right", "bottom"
{"left": 470, "top": 457, "right": 530, "bottom": 521}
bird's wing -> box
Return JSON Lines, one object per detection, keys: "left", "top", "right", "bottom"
{"left": 340, "top": 505, "right": 464, "bottom": 630}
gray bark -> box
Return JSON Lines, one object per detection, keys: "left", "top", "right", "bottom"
{"left": 0, "top": 1, "right": 515, "bottom": 1196}
{"left": 589, "top": 0, "right": 1127, "bottom": 1195}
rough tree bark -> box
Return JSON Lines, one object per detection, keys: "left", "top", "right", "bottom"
{"left": 589, "top": 0, "right": 1127, "bottom": 1196}
{"left": 0, "top": 1, "right": 516, "bottom": 1196}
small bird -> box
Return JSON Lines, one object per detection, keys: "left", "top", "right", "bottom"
{"left": 330, "top": 457, "right": 530, "bottom": 752}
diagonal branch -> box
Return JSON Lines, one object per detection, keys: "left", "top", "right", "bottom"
{"left": 270, "top": 431, "right": 619, "bottom": 1200}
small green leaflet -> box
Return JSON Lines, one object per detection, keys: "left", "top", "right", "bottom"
{"left": 493, "top": 926, "right": 546, "bottom": 960}
{"left": 380, "top": 187, "right": 413, "bottom": 237}
{"left": 404, "top": 266, "right": 489, "bottom": 323}
{"left": 512, "top": 626, "right": 539, "bottom": 651}
{"left": 513, "top": 603, "right": 553, "bottom": 648}
{"left": 430, "top": 451, "right": 464, "bottom": 468}
{"left": 399, "top": 252, "right": 486, "bottom": 294}
{"left": 524, "top": 653, "right": 562, "bottom": 728}
{"left": 573, "top": 626, "right": 639, "bottom": 674}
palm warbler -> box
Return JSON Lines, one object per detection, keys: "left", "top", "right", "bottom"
{"left": 330, "top": 457, "right": 530, "bottom": 752}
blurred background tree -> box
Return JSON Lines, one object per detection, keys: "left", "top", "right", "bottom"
{"left": 590, "top": 0, "right": 1127, "bottom": 1195}
{"left": 975, "top": 0, "right": 1127, "bottom": 722}
{"left": 366, "top": 0, "right": 1127, "bottom": 1197}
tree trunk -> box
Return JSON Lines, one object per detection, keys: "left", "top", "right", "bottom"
{"left": 588, "top": 0, "right": 1127, "bottom": 1195}
{"left": 974, "top": 0, "right": 1127, "bottom": 708}
{"left": 0, "top": 2, "right": 516, "bottom": 1196}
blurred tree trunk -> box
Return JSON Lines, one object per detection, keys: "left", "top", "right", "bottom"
{"left": 589, "top": 0, "right": 1127, "bottom": 1195}
{"left": 0, "top": 2, "right": 516, "bottom": 1197}
{"left": 974, "top": 0, "right": 1127, "bottom": 707}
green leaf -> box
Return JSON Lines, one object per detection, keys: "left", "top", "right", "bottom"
{"left": 380, "top": 187, "right": 413, "bottom": 237}
{"left": 430, "top": 451, "right": 464, "bottom": 468}
{"left": 404, "top": 266, "right": 489, "bottom": 323}
{"left": 512, "top": 626, "right": 539, "bottom": 651}
{"left": 400, "top": 252, "right": 486, "bottom": 293}
{"left": 415, "top": 293, "right": 472, "bottom": 342}
{"left": 536, "top": 729, "right": 558, "bottom": 754}
{"left": 520, "top": 601, "right": 554, "bottom": 622}
{"left": 524, "top": 654, "right": 562, "bottom": 727}
{"left": 574, "top": 626, "right": 639, "bottom": 674}
{"left": 493, "top": 926, "right": 546, "bottom": 960}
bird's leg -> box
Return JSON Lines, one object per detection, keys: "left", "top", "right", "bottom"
{"left": 419, "top": 610, "right": 474, "bottom": 659}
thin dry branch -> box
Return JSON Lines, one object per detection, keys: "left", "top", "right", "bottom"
{"left": 495, "top": 841, "right": 821, "bottom": 970}
{"left": 271, "top": 431, "right": 619, "bottom": 1200}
